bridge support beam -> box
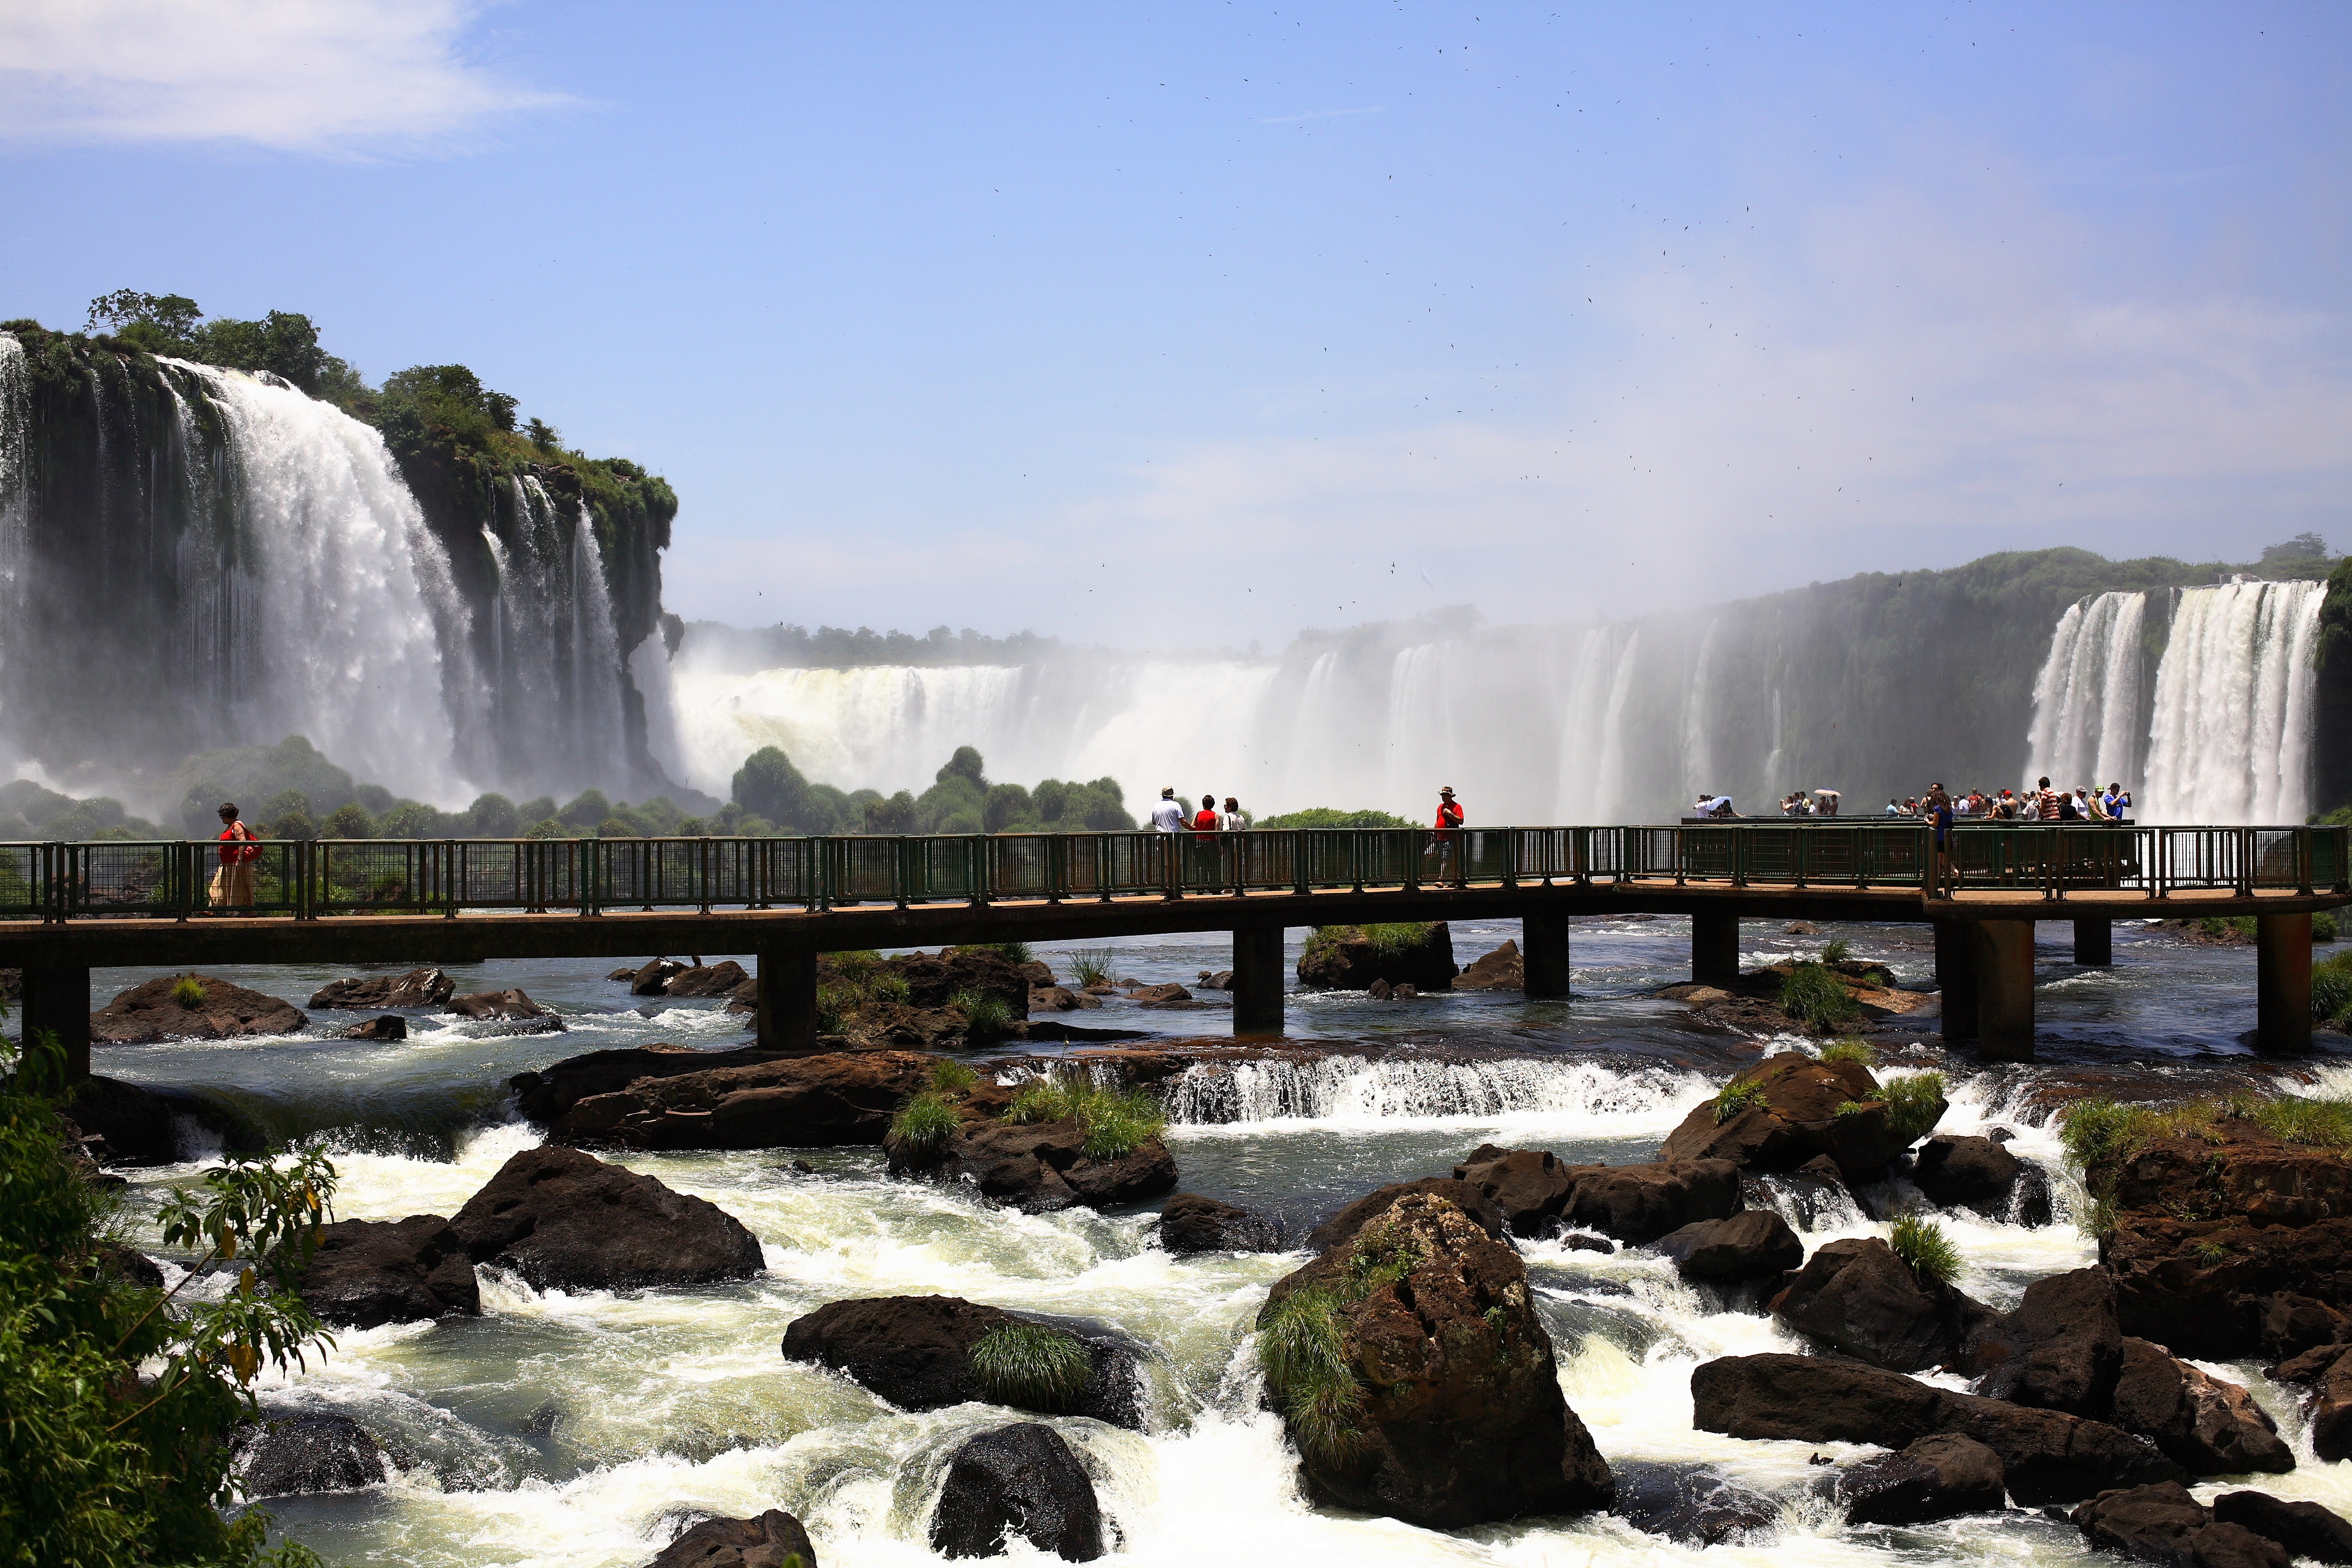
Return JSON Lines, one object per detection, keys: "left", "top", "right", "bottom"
{"left": 1523, "top": 914, "right": 1572, "bottom": 998}
{"left": 1691, "top": 912, "right": 1739, "bottom": 987}
{"left": 2257, "top": 912, "right": 2313, "bottom": 1055}
{"left": 1971, "top": 920, "right": 2036, "bottom": 1062}
{"left": 1232, "top": 926, "right": 1285, "bottom": 1036}
{"left": 755, "top": 945, "right": 818, "bottom": 1052}
{"left": 21, "top": 964, "right": 91, "bottom": 1082}
{"left": 1935, "top": 922, "right": 1977, "bottom": 1042}
{"left": 2074, "top": 917, "right": 2113, "bottom": 966}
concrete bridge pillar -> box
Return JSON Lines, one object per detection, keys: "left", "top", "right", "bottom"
{"left": 1523, "top": 914, "right": 1572, "bottom": 998}
{"left": 1232, "top": 926, "right": 1285, "bottom": 1035}
{"left": 1691, "top": 912, "right": 1739, "bottom": 987}
{"left": 1934, "top": 922, "right": 1977, "bottom": 1042}
{"left": 1971, "top": 920, "right": 2036, "bottom": 1062}
{"left": 755, "top": 945, "right": 818, "bottom": 1052}
{"left": 20, "top": 964, "right": 91, "bottom": 1082}
{"left": 2257, "top": 912, "right": 2313, "bottom": 1055}
{"left": 2074, "top": 917, "right": 2113, "bottom": 966}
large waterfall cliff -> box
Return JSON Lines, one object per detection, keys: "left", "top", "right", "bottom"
{"left": 0, "top": 325, "right": 675, "bottom": 806}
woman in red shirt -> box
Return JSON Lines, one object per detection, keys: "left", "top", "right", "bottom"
{"left": 213, "top": 802, "right": 260, "bottom": 914}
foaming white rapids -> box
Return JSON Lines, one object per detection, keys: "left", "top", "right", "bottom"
{"left": 1162, "top": 1055, "right": 1714, "bottom": 1136}
{"left": 2144, "top": 579, "right": 2326, "bottom": 823}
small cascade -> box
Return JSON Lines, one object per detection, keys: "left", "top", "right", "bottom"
{"left": 569, "top": 510, "right": 627, "bottom": 774}
{"left": 2143, "top": 580, "right": 2326, "bottom": 823}
{"left": 2024, "top": 589, "right": 2150, "bottom": 794}
{"left": 1681, "top": 618, "right": 1720, "bottom": 798}
{"left": 476, "top": 479, "right": 637, "bottom": 796}
{"left": 0, "top": 335, "right": 29, "bottom": 651}
{"left": 1161, "top": 1054, "right": 1713, "bottom": 1132}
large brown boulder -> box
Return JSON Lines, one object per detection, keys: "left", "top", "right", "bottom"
{"left": 539, "top": 1050, "right": 936, "bottom": 1151}
{"left": 2265, "top": 1341, "right": 2352, "bottom": 1461}
{"left": 59, "top": 1076, "right": 203, "bottom": 1163}
{"left": 887, "top": 1118, "right": 1178, "bottom": 1213}
{"left": 2211, "top": 1491, "right": 2352, "bottom": 1565}
{"left": 928, "top": 1424, "right": 1103, "bottom": 1562}
{"left": 2109, "top": 1337, "right": 2293, "bottom": 1475}
{"left": 91, "top": 974, "right": 306, "bottom": 1043}
{"left": 1454, "top": 941, "right": 1524, "bottom": 992}
{"left": 2102, "top": 1214, "right": 2352, "bottom": 1360}
{"left": 1934, "top": 1392, "right": 2192, "bottom": 1507}
{"left": 1451, "top": 1144, "right": 1573, "bottom": 1235}
{"left": 299, "top": 1215, "right": 481, "bottom": 1329}
{"left": 1557, "top": 1159, "right": 1743, "bottom": 1244}
{"left": 1912, "top": 1134, "right": 2025, "bottom": 1216}
{"left": 450, "top": 1146, "right": 764, "bottom": 1291}
{"left": 447, "top": 988, "right": 556, "bottom": 1023}
{"left": 1256, "top": 1193, "right": 1613, "bottom": 1527}
{"left": 648, "top": 1508, "right": 818, "bottom": 1568}
{"left": 1159, "top": 1193, "right": 1282, "bottom": 1253}
{"left": 1655, "top": 1211, "right": 1803, "bottom": 1283}
{"left": 2071, "top": 1483, "right": 2288, "bottom": 1568}
{"left": 308, "top": 968, "right": 455, "bottom": 1009}
{"left": 1305, "top": 1178, "right": 1504, "bottom": 1252}
{"left": 895, "top": 949, "right": 1031, "bottom": 1014}
{"left": 664, "top": 961, "right": 750, "bottom": 998}
{"left": 1295, "top": 923, "right": 1459, "bottom": 992}
{"left": 1964, "top": 1268, "right": 2124, "bottom": 1415}
{"left": 777, "top": 1295, "right": 1142, "bottom": 1429}
{"left": 511, "top": 1044, "right": 789, "bottom": 1124}
{"left": 1769, "top": 1238, "right": 1993, "bottom": 1372}
{"left": 230, "top": 1411, "right": 387, "bottom": 1499}
{"left": 1835, "top": 1433, "right": 2006, "bottom": 1526}
{"left": 1659, "top": 1053, "right": 1932, "bottom": 1177}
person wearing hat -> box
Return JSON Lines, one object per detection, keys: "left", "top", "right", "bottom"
{"left": 1150, "top": 787, "right": 1187, "bottom": 834}
{"left": 1429, "top": 786, "right": 1464, "bottom": 880}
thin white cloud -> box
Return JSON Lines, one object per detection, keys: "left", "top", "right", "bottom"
{"left": 0, "top": 0, "right": 570, "bottom": 154}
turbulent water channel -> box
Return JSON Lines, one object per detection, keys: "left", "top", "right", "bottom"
{"left": 92, "top": 915, "right": 2352, "bottom": 1567}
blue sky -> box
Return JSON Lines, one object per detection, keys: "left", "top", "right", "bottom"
{"left": 2, "top": 1, "right": 2345, "bottom": 650}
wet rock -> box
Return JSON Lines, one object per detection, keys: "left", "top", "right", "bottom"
{"left": 2211, "top": 1490, "right": 2352, "bottom": 1565}
{"left": 1658, "top": 982, "right": 1733, "bottom": 1005}
{"left": 649, "top": 1508, "right": 819, "bottom": 1568}
{"left": 1124, "top": 982, "right": 1192, "bottom": 1003}
{"left": 1451, "top": 1144, "right": 1573, "bottom": 1236}
{"left": 1158, "top": 1192, "right": 1283, "bottom": 1253}
{"left": 230, "top": 1411, "right": 387, "bottom": 1497}
{"left": 342, "top": 1015, "right": 406, "bottom": 1042}
{"left": 929, "top": 1423, "right": 1104, "bottom": 1561}
{"left": 511, "top": 1043, "right": 768, "bottom": 1122}
{"left": 300, "top": 1214, "right": 481, "bottom": 1329}
{"left": 664, "top": 961, "right": 749, "bottom": 998}
{"left": 1557, "top": 1159, "right": 1743, "bottom": 1244}
{"left": 529, "top": 1049, "right": 935, "bottom": 1151}
{"left": 1030, "top": 987, "right": 1083, "bottom": 1011}
{"left": 2262, "top": 1293, "right": 2352, "bottom": 1359}
{"left": 886, "top": 1118, "right": 1178, "bottom": 1213}
{"left": 309, "top": 967, "right": 455, "bottom": 1010}
{"left": 1258, "top": 1192, "right": 1614, "bottom": 1528}
{"left": 1611, "top": 1462, "right": 1777, "bottom": 1545}
{"left": 631, "top": 959, "right": 690, "bottom": 995}
{"left": 447, "top": 988, "right": 555, "bottom": 1022}
{"left": 1454, "top": 939, "right": 1524, "bottom": 992}
{"left": 1965, "top": 1268, "right": 2124, "bottom": 1416}
{"left": 778, "top": 1295, "right": 1142, "bottom": 1429}
{"left": 58, "top": 1075, "right": 196, "bottom": 1163}
{"left": 98, "top": 1244, "right": 165, "bottom": 1289}
{"left": 1193, "top": 969, "right": 1234, "bottom": 990}
{"left": 1659, "top": 1052, "right": 1933, "bottom": 1178}
{"left": 1562, "top": 1233, "right": 1615, "bottom": 1254}
{"left": 91, "top": 974, "right": 306, "bottom": 1044}
{"left": 1295, "top": 923, "right": 1459, "bottom": 992}
{"left": 1912, "top": 1135, "right": 2023, "bottom": 1215}
{"left": 897, "top": 949, "right": 1030, "bottom": 1015}
{"left": 1305, "top": 1177, "right": 1504, "bottom": 1252}
{"left": 450, "top": 1146, "right": 764, "bottom": 1291}
{"left": 1787, "top": 921, "right": 1820, "bottom": 936}
{"left": 2103, "top": 1214, "right": 2352, "bottom": 1360}
{"left": 1933, "top": 1394, "right": 2190, "bottom": 1507}
{"left": 1770, "top": 1236, "right": 1993, "bottom": 1372}
{"left": 2308, "top": 1349, "right": 2352, "bottom": 1462}
{"left": 1835, "top": 1433, "right": 2006, "bottom": 1525}
{"left": 2072, "top": 1482, "right": 2288, "bottom": 1568}
{"left": 2109, "top": 1337, "right": 2292, "bottom": 1475}
{"left": 1655, "top": 1211, "right": 1803, "bottom": 1283}
{"left": 1018, "top": 960, "right": 1057, "bottom": 987}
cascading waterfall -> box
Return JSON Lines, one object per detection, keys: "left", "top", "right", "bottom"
{"left": 478, "top": 477, "right": 637, "bottom": 796}
{"left": 2144, "top": 579, "right": 2326, "bottom": 823}
{"left": 2024, "top": 589, "right": 2149, "bottom": 794}
{"left": 1162, "top": 1054, "right": 1714, "bottom": 1132}
{"left": 0, "top": 335, "right": 29, "bottom": 643}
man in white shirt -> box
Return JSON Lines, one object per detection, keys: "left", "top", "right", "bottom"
{"left": 1150, "top": 788, "right": 1187, "bottom": 834}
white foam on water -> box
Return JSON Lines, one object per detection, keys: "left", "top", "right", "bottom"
{"left": 1162, "top": 1055, "right": 1715, "bottom": 1138}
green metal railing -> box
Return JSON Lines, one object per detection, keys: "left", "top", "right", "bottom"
{"left": 7, "top": 822, "right": 2344, "bottom": 922}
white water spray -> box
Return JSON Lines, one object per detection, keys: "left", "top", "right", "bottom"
{"left": 2024, "top": 589, "right": 2149, "bottom": 794}
{"left": 2143, "top": 580, "right": 2326, "bottom": 823}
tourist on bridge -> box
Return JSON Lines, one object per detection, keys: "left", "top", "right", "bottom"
{"left": 212, "top": 802, "right": 260, "bottom": 914}
{"left": 1193, "top": 795, "right": 1221, "bottom": 835}
{"left": 2105, "top": 783, "right": 2131, "bottom": 821}
{"left": 1151, "top": 788, "right": 1187, "bottom": 834}
{"left": 2035, "top": 777, "right": 2062, "bottom": 821}
{"left": 1429, "top": 786, "right": 1464, "bottom": 879}
{"left": 1221, "top": 797, "right": 1249, "bottom": 831}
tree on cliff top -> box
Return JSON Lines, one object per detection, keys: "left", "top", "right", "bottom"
{"left": 84, "top": 290, "right": 363, "bottom": 405}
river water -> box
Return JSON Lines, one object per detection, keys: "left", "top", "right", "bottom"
{"left": 90, "top": 915, "right": 2352, "bottom": 1567}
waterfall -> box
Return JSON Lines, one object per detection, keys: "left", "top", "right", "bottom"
{"left": 2143, "top": 580, "right": 2326, "bottom": 823}
{"left": 478, "top": 478, "right": 635, "bottom": 795}
{"left": 1681, "top": 618, "right": 1719, "bottom": 797}
{"left": 0, "top": 335, "right": 28, "bottom": 643}
{"left": 2024, "top": 589, "right": 2149, "bottom": 793}
{"left": 1162, "top": 1054, "right": 1714, "bottom": 1134}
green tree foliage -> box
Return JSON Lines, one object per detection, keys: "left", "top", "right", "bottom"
{"left": 465, "top": 794, "right": 519, "bottom": 838}
{"left": 733, "top": 748, "right": 826, "bottom": 833}
{"left": 83, "top": 290, "right": 362, "bottom": 403}
{"left": 557, "top": 790, "right": 611, "bottom": 831}
{"left": 1, "top": 1032, "right": 333, "bottom": 1566}
{"left": 319, "top": 803, "right": 376, "bottom": 840}
{"left": 371, "top": 364, "right": 520, "bottom": 463}
{"left": 1255, "top": 807, "right": 1419, "bottom": 830}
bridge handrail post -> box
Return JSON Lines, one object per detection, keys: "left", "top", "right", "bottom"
{"left": 1292, "top": 830, "right": 1310, "bottom": 896}
{"left": 2237, "top": 828, "right": 2253, "bottom": 898}
{"left": 2299, "top": 826, "right": 2315, "bottom": 898}
{"left": 441, "top": 840, "right": 457, "bottom": 918}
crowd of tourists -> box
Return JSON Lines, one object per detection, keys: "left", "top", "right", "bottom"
{"left": 1150, "top": 788, "right": 1253, "bottom": 834}
{"left": 1882, "top": 778, "right": 2132, "bottom": 823}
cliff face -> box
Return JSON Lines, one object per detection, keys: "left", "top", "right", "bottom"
{"left": 0, "top": 323, "right": 675, "bottom": 799}
{"left": 2314, "top": 556, "right": 2352, "bottom": 817}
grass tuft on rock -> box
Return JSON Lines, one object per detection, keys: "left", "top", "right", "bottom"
{"left": 169, "top": 974, "right": 206, "bottom": 1009}
{"left": 1065, "top": 948, "right": 1116, "bottom": 988}
{"left": 969, "top": 1320, "right": 1090, "bottom": 1411}
{"left": 1882, "top": 1071, "right": 1947, "bottom": 1146}
{"left": 889, "top": 1090, "right": 960, "bottom": 1152}
{"left": 1889, "top": 1212, "right": 1961, "bottom": 1286}
{"left": 930, "top": 1057, "right": 979, "bottom": 1093}
{"left": 1076, "top": 1085, "right": 1166, "bottom": 1160}
{"left": 1779, "top": 960, "right": 1861, "bottom": 1030}
{"left": 1712, "top": 1079, "right": 1769, "bottom": 1124}
{"left": 1817, "top": 1039, "right": 1876, "bottom": 1066}
{"left": 951, "top": 989, "right": 1015, "bottom": 1039}
{"left": 1004, "top": 1077, "right": 1076, "bottom": 1125}
{"left": 1820, "top": 937, "right": 1853, "bottom": 964}
{"left": 2315, "top": 950, "right": 2352, "bottom": 1025}
{"left": 1259, "top": 1286, "right": 1364, "bottom": 1462}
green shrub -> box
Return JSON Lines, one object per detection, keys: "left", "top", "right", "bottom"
{"left": 1004, "top": 1077, "right": 1076, "bottom": 1125}
{"left": 969, "top": 1321, "right": 1090, "bottom": 1411}
{"left": 813, "top": 984, "right": 853, "bottom": 1036}
{"left": 952, "top": 989, "right": 1015, "bottom": 1039}
{"left": 2317, "top": 909, "right": 2340, "bottom": 943}
{"left": 1833, "top": 1100, "right": 1866, "bottom": 1119}
{"left": 2059, "top": 1096, "right": 2213, "bottom": 1169}
{"left": 2192, "top": 1238, "right": 2230, "bottom": 1267}
{"left": 1076, "top": 1085, "right": 1166, "bottom": 1159}
{"left": 1778, "top": 961, "right": 1860, "bottom": 1030}
{"left": 1254, "top": 807, "right": 1417, "bottom": 831}
{"left": 930, "top": 1058, "right": 979, "bottom": 1093}
{"left": 1363, "top": 922, "right": 1436, "bottom": 958}
{"left": 1882, "top": 1071, "right": 1947, "bottom": 1146}
{"left": 2241, "top": 1092, "right": 2352, "bottom": 1150}
{"left": 2316, "top": 952, "right": 2352, "bottom": 1024}
{"left": 1712, "top": 1079, "right": 1770, "bottom": 1124}
{"left": 1066, "top": 948, "right": 1116, "bottom": 988}
{"left": 829, "top": 949, "right": 886, "bottom": 982}
{"left": 1818, "top": 1039, "right": 1876, "bottom": 1066}
{"left": 888, "top": 1090, "right": 960, "bottom": 1152}
{"left": 170, "top": 974, "right": 206, "bottom": 1009}
{"left": 979, "top": 941, "right": 1033, "bottom": 964}
{"left": 1820, "top": 937, "right": 1853, "bottom": 964}
{"left": 1888, "top": 1213, "right": 1960, "bottom": 1286}
{"left": 2199, "top": 915, "right": 2232, "bottom": 939}
{"left": 1258, "top": 1286, "right": 1364, "bottom": 1461}
{"left": 1345, "top": 1219, "right": 1426, "bottom": 1296}
{"left": 2079, "top": 1193, "right": 2117, "bottom": 1240}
